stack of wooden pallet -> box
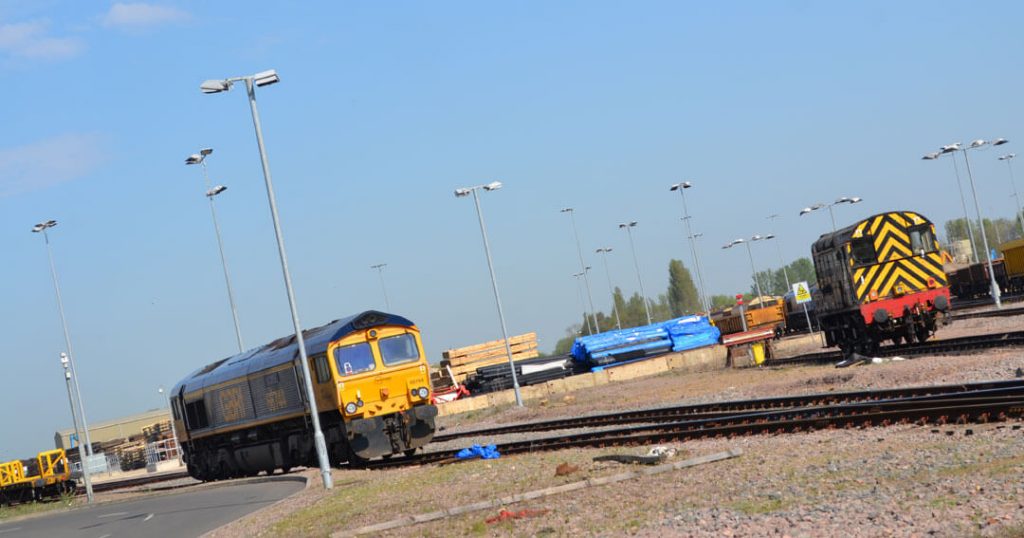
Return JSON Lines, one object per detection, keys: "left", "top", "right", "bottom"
{"left": 142, "top": 420, "right": 172, "bottom": 443}
{"left": 439, "top": 332, "right": 539, "bottom": 385}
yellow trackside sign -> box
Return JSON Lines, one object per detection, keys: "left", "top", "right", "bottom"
{"left": 793, "top": 281, "right": 812, "bottom": 304}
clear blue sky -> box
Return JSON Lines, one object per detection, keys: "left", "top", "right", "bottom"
{"left": 1, "top": 1, "right": 1021, "bottom": 458}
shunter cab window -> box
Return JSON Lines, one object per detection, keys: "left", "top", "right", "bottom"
{"left": 379, "top": 333, "right": 420, "bottom": 366}
{"left": 850, "top": 238, "right": 877, "bottom": 266}
{"left": 909, "top": 226, "right": 937, "bottom": 255}
{"left": 334, "top": 342, "right": 375, "bottom": 376}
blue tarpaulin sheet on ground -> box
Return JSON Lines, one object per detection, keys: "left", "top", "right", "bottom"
{"left": 456, "top": 444, "right": 501, "bottom": 460}
{"left": 571, "top": 315, "right": 720, "bottom": 364}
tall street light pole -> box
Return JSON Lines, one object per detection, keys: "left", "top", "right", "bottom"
{"left": 958, "top": 138, "right": 1008, "bottom": 308}
{"left": 370, "top": 263, "right": 391, "bottom": 311}
{"left": 723, "top": 237, "right": 764, "bottom": 300}
{"left": 200, "top": 69, "right": 333, "bottom": 490}
{"left": 60, "top": 353, "right": 93, "bottom": 503}
{"left": 924, "top": 149, "right": 979, "bottom": 262}
{"left": 765, "top": 215, "right": 791, "bottom": 290}
{"left": 595, "top": 247, "right": 622, "bottom": 329}
{"left": 186, "top": 148, "right": 245, "bottom": 353}
{"left": 618, "top": 221, "right": 652, "bottom": 325}
{"left": 455, "top": 181, "right": 523, "bottom": 407}
{"left": 571, "top": 271, "right": 593, "bottom": 335}
{"left": 670, "top": 182, "right": 709, "bottom": 313}
{"left": 560, "top": 208, "right": 600, "bottom": 332}
{"left": 998, "top": 153, "right": 1024, "bottom": 233}
{"left": 33, "top": 220, "right": 93, "bottom": 458}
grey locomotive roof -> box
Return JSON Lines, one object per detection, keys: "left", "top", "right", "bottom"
{"left": 172, "top": 311, "right": 415, "bottom": 397}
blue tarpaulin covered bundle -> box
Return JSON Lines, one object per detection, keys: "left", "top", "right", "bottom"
{"left": 455, "top": 444, "right": 501, "bottom": 460}
{"left": 570, "top": 315, "right": 720, "bottom": 365}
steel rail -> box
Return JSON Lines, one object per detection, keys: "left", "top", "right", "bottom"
{"left": 769, "top": 330, "right": 1024, "bottom": 366}
{"left": 432, "top": 379, "right": 1024, "bottom": 442}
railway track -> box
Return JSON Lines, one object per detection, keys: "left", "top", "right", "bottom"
{"left": 947, "top": 306, "right": 1024, "bottom": 321}
{"left": 432, "top": 379, "right": 1024, "bottom": 442}
{"left": 769, "top": 330, "right": 1024, "bottom": 367}
{"left": 363, "top": 380, "right": 1024, "bottom": 470}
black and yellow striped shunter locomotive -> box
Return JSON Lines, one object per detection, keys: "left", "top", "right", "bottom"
{"left": 811, "top": 211, "right": 951, "bottom": 354}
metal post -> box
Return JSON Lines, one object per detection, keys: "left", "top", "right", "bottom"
{"left": 572, "top": 273, "right": 593, "bottom": 335}
{"left": 596, "top": 248, "right": 622, "bottom": 330}
{"left": 690, "top": 233, "right": 711, "bottom": 315}
{"left": 244, "top": 78, "right": 333, "bottom": 489}
{"left": 950, "top": 155, "right": 980, "bottom": 263}
{"left": 767, "top": 216, "right": 791, "bottom": 290}
{"left": 61, "top": 358, "right": 92, "bottom": 503}
{"left": 159, "top": 387, "right": 182, "bottom": 464}
{"left": 623, "top": 225, "right": 652, "bottom": 325}
{"left": 826, "top": 205, "right": 838, "bottom": 233}
{"left": 565, "top": 210, "right": 600, "bottom": 332}
{"left": 41, "top": 229, "right": 93, "bottom": 457}
{"left": 200, "top": 160, "right": 245, "bottom": 353}
{"left": 1002, "top": 156, "right": 1024, "bottom": 233}
{"left": 470, "top": 188, "right": 523, "bottom": 406}
{"left": 677, "top": 191, "right": 709, "bottom": 312}
{"left": 961, "top": 149, "right": 1002, "bottom": 308}
{"left": 743, "top": 241, "right": 765, "bottom": 300}
{"left": 802, "top": 303, "right": 814, "bottom": 334}
{"left": 371, "top": 264, "right": 391, "bottom": 311}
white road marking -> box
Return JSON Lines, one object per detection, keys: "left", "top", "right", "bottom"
{"left": 0, "top": 527, "right": 23, "bottom": 534}
{"left": 97, "top": 512, "right": 129, "bottom": 518}
{"left": 143, "top": 513, "right": 154, "bottom": 522}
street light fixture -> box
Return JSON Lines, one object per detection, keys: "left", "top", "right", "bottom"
{"left": 33, "top": 220, "right": 94, "bottom": 459}
{"left": 370, "top": 263, "right": 391, "bottom": 311}
{"left": 595, "top": 247, "right": 622, "bottom": 330}
{"left": 560, "top": 208, "right": 599, "bottom": 332}
{"left": 998, "top": 153, "right": 1024, "bottom": 232}
{"left": 185, "top": 147, "right": 245, "bottom": 353}
{"left": 454, "top": 181, "right": 523, "bottom": 407}
{"left": 618, "top": 221, "right": 652, "bottom": 325}
{"left": 669, "top": 181, "right": 709, "bottom": 313}
{"left": 723, "top": 236, "right": 765, "bottom": 300}
{"left": 923, "top": 148, "right": 979, "bottom": 262}
{"left": 799, "top": 196, "right": 862, "bottom": 232}
{"left": 60, "top": 353, "right": 93, "bottom": 503}
{"left": 200, "top": 68, "right": 333, "bottom": 489}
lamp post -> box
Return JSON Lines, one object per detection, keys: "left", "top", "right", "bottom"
{"left": 670, "top": 182, "right": 709, "bottom": 313}
{"left": 157, "top": 386, "right": 182, "bottom": 464}
{"left": 618, "top": 221, "right": 652, "bottom": 325}
{"left": 956, "top": 138, "right": 1008, "bottom": 307}
{"left": 571, "top": 271, "right": 593, "bottom": 335}
{"left": 998, "top": 153, "right": 1024, "bottom": 233}
{"left": 799, "top": 196, "right": 862, "bottom": 233}
{"left": 723, "top": 237, "right": 764, "bottom": 300}
{"left": 60, "top": 353, "right": 92, "bottom": 503}
{"left": 33, "top": 220, "right": 93, "bottom": 458}
{"left": 370, "top": 263, "right": 391, "bottom": 311}
{"left": 561, "top": 208, "right": 599, "bottom": 332}
{"left": 200, "top": 69, "right": 333, "bottom": 489}
{"left": 924, "top": 149, "right": 979, "bottom": 262}
{"left": 595, "top": 247, "right": 622, "bottom": 329}
{"left": 765, "top": 215, "right": 791, "bottom": 290}
{"left": 186, "top": 148, "right": 245, "bottom": 353}
{"left": 455, "top": 181, "right": 523, "bottom": 407}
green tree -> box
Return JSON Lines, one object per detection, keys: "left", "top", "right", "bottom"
{"left": 667, "top": 259, "right": 701, "bottom": 317}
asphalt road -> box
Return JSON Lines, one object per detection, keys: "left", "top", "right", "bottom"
{"left": 0, "top": 477, "right": 304, "bottom": 538}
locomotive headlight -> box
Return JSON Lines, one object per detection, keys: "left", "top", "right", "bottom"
{"left": 417, "top": 387, "right": 429, "bottom": 399}
{"left": 345, "top": 402, "right": 358, "bottom": 414}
